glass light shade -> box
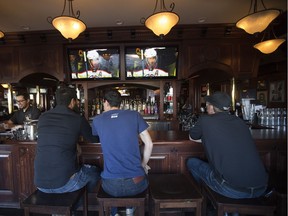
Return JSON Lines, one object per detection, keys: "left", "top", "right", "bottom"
{"left": 254, "top": 38, "right": 285, "bottom": 54}
{"left": 52, "top": 16, "right": 86, "bottom": 40}
{"left": 236, "top": 9, "right": 280, "bottom": 34}
{"left": 145, "top": 11, "right": 179, "bottom": 37}
{"left": 0, "top": 31, "right": 4, "bottom": 38}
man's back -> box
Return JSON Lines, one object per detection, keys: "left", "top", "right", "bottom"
{"left": 190, "top": 112, "right": 268, "bottom": 188}
{"left": 34, "top": 105, "right": 86, "bottom": 188}
{"left": 92, "top": 109, "right": 148, "bottom": 179}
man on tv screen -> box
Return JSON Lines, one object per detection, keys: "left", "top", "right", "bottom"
{"left": 126, "top": 47, "right": 177, "bottom": 78}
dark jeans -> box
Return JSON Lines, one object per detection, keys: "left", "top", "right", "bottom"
{"left": 38, "top": 164, "right": 101, "bottom": 193}
{"left": 186, "top": 158, "right": 267, "bottom": 199}
{"left": 102, "top": 176, "right": 148, "bottom": 216}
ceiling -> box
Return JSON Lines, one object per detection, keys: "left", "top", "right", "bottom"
{"left": 0, "top": 0, "right": 287, "bottom": 34}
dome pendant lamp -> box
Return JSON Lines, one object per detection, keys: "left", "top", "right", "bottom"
{"left": 47, "top": 0, "right": 86, "bottom": 41}
{"left": 254, "top": 27, "right": 286, "bottom": 54}
{"left": 144, "top": 0, "right": 179, "bottom": 38}
{"left": 236, "top": 0, "right": 280, "bottom": 34}
{"left": 0, "top": 31, "right": 4, "bottom": 38}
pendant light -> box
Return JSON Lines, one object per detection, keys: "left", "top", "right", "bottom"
{"left": 236, "top": 0, "right": 280, "bottom": 34}
{"left": 0, "top": 31, "right": 4, "bottom": 38}
{"left": 254, "top": 27, "right": 286, "bottom": 54}
{"left": 47, "top": 0, "right": 86, "bottom": 41}
{"left": 144, "top": 0, "right": 179, "bottom": 38}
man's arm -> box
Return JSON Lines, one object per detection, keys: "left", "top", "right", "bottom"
{"left": 139, "top": 129, "right": 153, "bottom": 168}
{"left": 80, "top": 117, "right": 99, "bottom": 143}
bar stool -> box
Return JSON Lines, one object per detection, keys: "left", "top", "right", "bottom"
{"left": 22, "top": 186, "right": 88, "bottom": 216}
{"left": 201, "top": 183, "right": 277, "bottom": 216}
{"left": 148, "top": 174, "right": 203, "bottom": 216}
{"left": 96, "top": 186, "right": 147, "bottom": 216}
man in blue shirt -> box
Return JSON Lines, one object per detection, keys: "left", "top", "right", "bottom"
{"left": 92, "top": 90, "right": 153, "bottom": 216}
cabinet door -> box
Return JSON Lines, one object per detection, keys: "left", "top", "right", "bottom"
{"left": 18, "top": 145, "right": 36, "bottom": 201}
{"left": 175, "top": 144, "right": 205, "bottom": 175}
{"left": 147, "top": 145, "right": 172, "bottom": 174}
{"left": 0, "top": 145, "right": 18, "bottom": 204}
{"left": 79, "top": 144, "right": 104, "bottom": 169}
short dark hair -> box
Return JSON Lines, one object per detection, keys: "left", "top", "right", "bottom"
{"left": 17, "top": 92, "right": 30, "bottom": 100}
{"left": 55, "top": 86, "right": 77, "bottom": 106}
{"left": 104, "top": 90, "right": 122, "bottom": 107}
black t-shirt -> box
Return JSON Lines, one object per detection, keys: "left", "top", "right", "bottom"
{"left": 34, "top": 105, "right": 99, "bottom": 189}
{"left": 189, "top": 112, "right": 268, "bottom": 188}
{"left": 10, "top": 106, "right": 42, "bottom": 124}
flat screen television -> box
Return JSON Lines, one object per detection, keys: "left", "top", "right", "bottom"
{"left": 125, "top": 46, "right": 178, "bottom": 79}
{"left": 67, "top": 47, "right": 120, "bottom": 80}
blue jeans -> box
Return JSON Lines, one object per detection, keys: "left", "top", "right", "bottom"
{"left": 186, "top": 158, "right": 267, "bottom": 199}
{"left": 38, "top": 164, "right": 101, "bottom": 193}
{"left": 102, "top": 176, "right": 148, "bottom": 216}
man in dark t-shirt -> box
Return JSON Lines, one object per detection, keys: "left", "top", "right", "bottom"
{"left": 34, "top": 85, "right": 100, "bottom": 194}
{"left": 187, "top": 91, "right": 268, "bottom": 200}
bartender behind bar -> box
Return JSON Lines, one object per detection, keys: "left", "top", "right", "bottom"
{"left": 3, "top": 91, "right": 41, "bottom": 129}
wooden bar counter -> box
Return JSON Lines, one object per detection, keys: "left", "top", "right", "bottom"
{"left": 0, "top": 127, "right": 286, "bottom": 210}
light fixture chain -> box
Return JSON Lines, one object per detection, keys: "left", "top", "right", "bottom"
{"left": 152, "top": 0, "right": 159, "bottom": 13}
{"left": 60, "top": 0, "right": 67, "bottom": 16}
{"left": 260, "top": 0, "right": 267, "bottom": 10}
{"left": 68, "top": 0, "right": 80, "bottom": 18}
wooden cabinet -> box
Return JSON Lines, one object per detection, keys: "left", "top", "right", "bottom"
{"left": 148, "top": 146, "right": 171, "bottom": 173}
{"left": 78, "top": 144, "right": 104, "bottom": 169}
{"left": 0, "top": 144, "right": 18, "bottom": 207}
{"left": 17, "top": 144, "right": 36, "bottom": 201}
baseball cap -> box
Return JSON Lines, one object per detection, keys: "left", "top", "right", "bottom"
{"left": 205, "top": 91, "right": 231, "bottom": 111}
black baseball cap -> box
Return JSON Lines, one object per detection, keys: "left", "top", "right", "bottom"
{"left": 205, "top": 92, "right": 231, "bottom": 111}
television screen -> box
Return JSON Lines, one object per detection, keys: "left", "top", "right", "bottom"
{"left": 67, "top": 47, "right": 120, "bottom": 80}
{"left": 125, "top": 46, "right": 178, "bottom": 79}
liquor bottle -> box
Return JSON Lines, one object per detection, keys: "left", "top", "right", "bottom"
{"left": 142, "top": 100, "right": 146, "bottom": 114}
{"left": 154, "top": 101, "right": 158, "bottom": 115}
{"left": 95, "top": 98, "right": 101, "bottom": 115}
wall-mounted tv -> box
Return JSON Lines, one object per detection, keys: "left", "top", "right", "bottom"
{"left": 125, "top": 46, "right": 178, "bottom": 79}
{"left": 67, "top": 47, "right": 120, "bottom": 80}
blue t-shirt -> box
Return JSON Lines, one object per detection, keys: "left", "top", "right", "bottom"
{"left": 92, "top": 109, "right": 149, "bottom": 179}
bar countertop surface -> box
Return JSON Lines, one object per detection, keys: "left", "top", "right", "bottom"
{"left": 1, "top": 126, "right": 286, "bottom": 145}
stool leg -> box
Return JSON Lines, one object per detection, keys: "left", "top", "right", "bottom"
{"left": 98, "top": 201, "right": 104, "bottom": 216}
{"left": 138, "top": 200, "right": 145, "bottom": 216}
{"left": 154, "top": 203, "right": 160, "bottom": 216}
{"left": 83, "top": 187, "right": 88, "bottom": 216}
{"left": 217, "top": 205, "right": 224, "bottom": 216}
{"left": 24, "top": 208, "right": 30, "bottom": 216}
{"left": 196, "top": 201, "right": 202, "bottom": 216}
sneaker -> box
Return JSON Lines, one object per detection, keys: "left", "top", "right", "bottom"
{"left": 126, "top": 207, "right": 136, "bottom": 215}
{"left": 110, "top": 213, "right": 121, "bottom": 216}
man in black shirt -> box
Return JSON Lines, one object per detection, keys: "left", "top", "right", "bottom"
{"left": 6, "top": 92, "right": 41, "bottom": 127}
{"left": 187, "top": 91, "right": 268, "bottom": 199}
{"left": 34, "top": 85, "right": 100, "bottom": 195}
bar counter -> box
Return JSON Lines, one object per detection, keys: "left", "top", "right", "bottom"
{"left": 0, "top": 127, "right": 286, "bottom": 209}
{"left": 1, "top": 125, "right": 286, "bottom": 144}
